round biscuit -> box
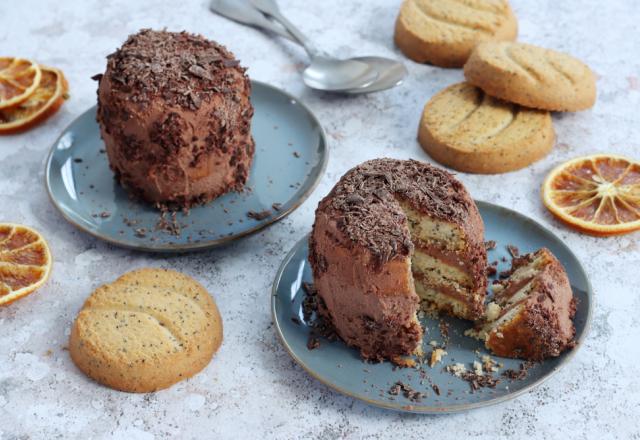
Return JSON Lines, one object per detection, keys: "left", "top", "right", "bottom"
{"left": 418, "top": 82, "right": 555, "bottom": 174}
{"left": 69, "top": 268, "right": 223, "bottom": 393}
{"left": 464, "top": 41, "right": 597, "bottom": 111}
{"left": 394, "top": 0, "right": 518, "bottom": 67}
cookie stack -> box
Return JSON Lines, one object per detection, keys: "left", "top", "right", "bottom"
{"left": 394, "top": 0, "right": 597, "bottom": 174}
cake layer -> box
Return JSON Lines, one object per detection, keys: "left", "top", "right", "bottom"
{"left": 412, "top": 248, "right": 472, "bottom": 287}
{"left": 415, "top": 283, "right": 475, "bottom": 319}
{"left": 401, "top": 203, "right": 466, "bottom": 251}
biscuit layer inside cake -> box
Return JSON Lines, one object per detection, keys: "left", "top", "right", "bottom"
{"left": 468, "top": 253, "right": 546, "bottom": 341}
{"left": 401, "top": 202, "right": 484, "bottom": 320}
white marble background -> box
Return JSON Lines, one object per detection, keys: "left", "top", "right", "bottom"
{"left": 1, "top": 0, "right": 639, "bottom": 438}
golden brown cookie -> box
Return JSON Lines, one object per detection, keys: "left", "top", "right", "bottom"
{"left": 394, "top": 0, "right": 518, "bottom": 68}
{"left": 464, "top": 41, "right": 597, "bottom": 111}
{"left": 418, "top": 82, "right": 555, "bottom": 174}
{"left": 69, "top": 268, "right": 223, "bottom": 393}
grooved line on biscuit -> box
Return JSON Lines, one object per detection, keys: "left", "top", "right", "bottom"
{"left": 85, "top": 305, "right": 187, "bottom": 349}
{"left": 478, "top": 106, "right": 519, "bottom": 140}
{"left": 448, "top": 0, "right": 505, "bottom": 14}
{"left": 446, "top": 90, "right": 486, "bottom": 132}
{"left": 504, "top": 47, "right": 544, "bottom": 83}
{"left": 545, "top": 58, "right": 576, "bottom": 85}
{"left": 413, "top": 0, "right": 493, "bottom": 34}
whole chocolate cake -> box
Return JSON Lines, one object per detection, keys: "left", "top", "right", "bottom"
{"left": 95, "top": 29, "right": 254, "bottom": 207}
{"left": 309, "top": 159, "right": 487, "bottom": 362}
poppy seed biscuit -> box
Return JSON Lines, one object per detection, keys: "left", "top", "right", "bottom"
{"left": 418, "top": 82, "right": 555, "bottom": 174}
{"left": 464, "top": 41, "right": 597, "bottom": 111}
{"left": 69, "top": 268, "right": 223, "bottom": 393}
{"left": 394, "top": 0, "right": 518, "bottom": 68}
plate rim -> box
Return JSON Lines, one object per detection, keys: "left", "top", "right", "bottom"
{"left": 271, "top": 200, "right": 594, "bottom": 414}
{"left": 44, "top": 80, "right": 329, "bottom": 252}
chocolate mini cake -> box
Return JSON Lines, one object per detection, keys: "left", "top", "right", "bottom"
{"left": 95, "top": 29, "right": 254, "bottom": 207}
{"left": 309, "top": 159, "right": 487, "bottom": 362}
{"left": 467, "top": 248, "right": 576, "bottom": 360}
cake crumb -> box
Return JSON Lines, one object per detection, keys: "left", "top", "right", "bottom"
{"left": 429, "top": 348, "right": 448, "bottom": 367}
{"left": 481, "top": 355, "right": 499, "bottom": 373}
{"left": 485, "top": 302, "right": 502, "bottom": 321}
{"left": 507, "top": 244, "right": 520, "bottom": 258}
{"left": 391, "top": 356, "right": 416, "bottom": 368}
{"left": 484, "top": 240, "right": 497, "bottom": 251}
{"left": 473, "top": 361, "right": 484, "bottom": 376}
{"left": 446, "top": 363, "right": 467, "bottom": 377}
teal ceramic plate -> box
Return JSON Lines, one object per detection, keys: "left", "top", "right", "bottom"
{"left": 45, "top": 81, "right": 327, "bottom": 252}
{"left": 272, "top": 201, "right": 592, "bottom": 413}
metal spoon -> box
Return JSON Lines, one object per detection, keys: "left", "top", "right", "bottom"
{"left": 209, "top": 0, "right": 407, "bottom": 94}
{"left": 249, "top": 0, "right": 387, "bottom": 92}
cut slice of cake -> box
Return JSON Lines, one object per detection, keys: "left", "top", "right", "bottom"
{"left": 467, "top": 248, "right": 576, "bottom": 360}
{"left": 309, "top": 159, "right": 487, "bottom": 362}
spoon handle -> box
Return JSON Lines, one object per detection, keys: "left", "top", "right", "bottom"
{"left": 250, "top": 0, "right": 324, "bottom": 58}
{"left": 209, "top": 0, "right": 295, "bottom": 41}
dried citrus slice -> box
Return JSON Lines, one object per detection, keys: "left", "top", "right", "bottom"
{"left": 542, "top": 154, "right": 640, "bottom": 236}
{"left": 0, "top": 66, "right": 68, "bottom": 134}
{"left": 0, "top": 224, "right": 52, "bottom": 306}
{"left": 0, "top": 57, "right": 42, "bottom": 109}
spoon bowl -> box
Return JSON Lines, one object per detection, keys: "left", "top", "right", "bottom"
{"left": 344, "top": 56, "right": 408, "bottom": 94}
{"left": 302, "top": 56, "right": 379, "bottom": 92}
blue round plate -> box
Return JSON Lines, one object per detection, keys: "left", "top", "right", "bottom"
{"left": 45, "top": 81, "right": 328, "bottom": 252}
{"left": 272, "top": 201, "right": 592, "bottom": 413}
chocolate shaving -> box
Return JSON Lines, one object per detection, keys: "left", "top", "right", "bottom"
{"left": 502, "top": 361, "right": 534, "bottom": 380}
{"left": 459, "top": 371, "right": 500, "bottom": 392}
{"left": 247, "top": 209, "right": 272, "bottom": 220}
{"left": 188, "top": 64, "right": 212, "bottom": 80}
{"left": 388, "top": 381, "right": 424, "bottom": 402}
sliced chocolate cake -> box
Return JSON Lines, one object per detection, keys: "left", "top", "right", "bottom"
{"left": 309, "top": 158, "right": 487, "bottom": 362}
{"left": 467, "top": 248, "right": 576, "bottom": 360}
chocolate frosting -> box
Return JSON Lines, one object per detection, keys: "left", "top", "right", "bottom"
{"left": 96, "top": 29, "right": 254, "bottom": 206}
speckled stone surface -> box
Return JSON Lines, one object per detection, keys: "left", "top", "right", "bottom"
{"left": 1, "top": 0, "right": 639, "bottom": 438}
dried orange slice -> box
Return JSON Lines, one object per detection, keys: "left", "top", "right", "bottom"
{"left": 0, "top": 57, "right": 42, "bottom": 109}
{"left": 0, "top": 66, "right": 68, "bottom": 134}
{"left": 0, "top": 224, "right": 52, "bottom": 306}
{"left": 542, "top": 154, "right": 640, "bottom": 236}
